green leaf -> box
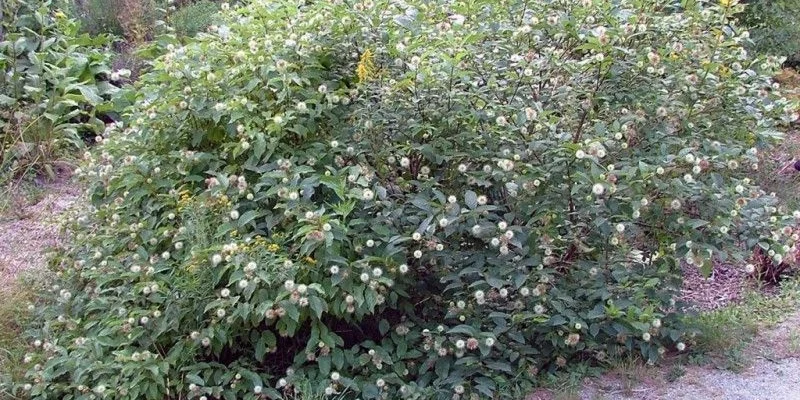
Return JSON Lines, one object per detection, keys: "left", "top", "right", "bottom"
{"left": 362, "top": 383, "right": 380, "bottom": 399}
{"left": 309, "top": 296, "right": 326, "bottom": 319}
{"left": 464, "top": 190, "right": 478, "bottom": 209}
{"left": 379, "top": 319, "right": 390, "bottom": 336}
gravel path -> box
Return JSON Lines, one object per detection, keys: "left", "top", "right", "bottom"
{"left": 566, "top": 312, "right": 800, "bottom": 400}
{"left": 0, "top": 181, "right": 79, "bottom": 293}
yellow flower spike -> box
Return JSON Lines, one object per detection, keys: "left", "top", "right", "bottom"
{"left": 304, "top": 256, "right": 316, "bottom": 265}
{"left": 267, "top": 243, "right": 280, "bottom": 252}
{"left": 720, "top": 0, "right": 732, "bottom": 7}
{"left": 54, "top": 10, "right": 66, "bottom": 19}
{"left": 356, "top": 49, "right": 377, "bottom": 83}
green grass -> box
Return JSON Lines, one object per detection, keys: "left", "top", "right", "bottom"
{"left": 686, "top": 278, "right": 800, "bottom": 370}
{"left": 0, "top": 278, "right": 39, "bottom": 399}
{"left": 0, "top": 181, "right": 46, "bottom": 221}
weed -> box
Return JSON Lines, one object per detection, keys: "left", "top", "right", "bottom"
{"left": 0, "top": 275, "right": 44, "bottom": 398}
{"left": 686, "top": 278, "right": 800, "bottom": 369}
{"left": 665, "top": 364, "right": 686, "bottom": 382}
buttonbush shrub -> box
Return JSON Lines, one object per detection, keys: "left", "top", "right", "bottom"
{"left": 19, "top": 0, "right": 800, "bottom": 399}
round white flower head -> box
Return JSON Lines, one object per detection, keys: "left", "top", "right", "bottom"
{"left": 498, "top": 221, "right": 508, "bottom": 230}
{"left": 576, "top": 150, "right": 586, "bottom": 159}
{"left": 329, "top": 265, "right": 340, "bottom": 274}
{"left": 592, "top": 183, "right": 605, "bottom": 195}
{"left": 221, "top": 288, "right": 230, "bottom": 297}
{"left": 284, "top": 280, "right": 295, "bottom": 291}
{"left": 230, "top": 210, "right": 239, "bottom": 220}
{"left": 399, "top": 264, "right": 409, "bottom": 274}
{"left": 360, "top": 272, "right": 370, "bottom": 282}
{"left": 439, "top": 218, "right": 449, "bottom": 227}
{"left": 412, "top": 232, "right": 422, "bottom": 241}
{"left": 615, "top": 223, "right": 625, "bottom": 233}
{"left": 211, "top": 254, "right": 223, "bottom": 266}
{"left": 485, "top": 337, "right": 495, "bottom": 347}
{"left": 362, "top": 189, "right": 375, "bottom": 201}
{"left": 414, "top": 250, "right": 423, "bottom": 258}
{"left": 331, "top": 371, "right": 340, "bottom": 380}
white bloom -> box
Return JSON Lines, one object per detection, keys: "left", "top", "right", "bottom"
{"left": 362, "top": 189, "right": 374, "bottom": 201}
{"left": 330, "top": 266, "right": 340, "bottom": 274}
{"left": 414, "top": 250, "right": 423, "bottom": 258}
{"left": 576, "top": 150, "right": 586, "bottom": 159}
{"left": 221, "top": 288, "right": 230, "bottom": 297}
{"left": 399, "top": 264, "right": 409, "bottom": 273}
{"left": 211, "top": 254, "right": 223, "bottom": 265}
{"left": 592, "top": 183, "right": 605, "bottom": 195}
{"left": 238, "top": 279, "right": 249, "bottom": 289}
{"left": 360, "top": 273, "right": 370, "bottom": 282}
{"left": 439, "top": 218, "right": 449, "bottom": 227}
{"left": 615, "top": 223, "right": 625, "bottom": 233}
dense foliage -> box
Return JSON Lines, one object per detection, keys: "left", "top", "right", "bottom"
{"left": 19, "top": 0, "right": 799, "bottom": 399}
{"left": 0, "top": 0, "right": 122, "bottom": 181}
{"left": 737, "top": 0, "right": 800, "bottom": 63}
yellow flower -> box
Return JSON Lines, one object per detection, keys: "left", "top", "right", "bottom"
{"left": 267, "top": 243, "right": 280, "bottom": 252}
{"left": 720, "top": 0, "right": 733, "bottom": 7}
{"left": 356, "top": 49, "right": 377, "bottom": 83}
{"left": 54, "top": 10, "right": 66, "bottom": 19}
{"left": 304, "top": 256, "right": 316, "bottom": 265}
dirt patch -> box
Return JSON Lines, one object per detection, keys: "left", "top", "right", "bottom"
{"left": 0, "top": 180, "right": 80, "bottom": 293}
{"left": 679, "top": 261, "right": 752, "bottom": 311}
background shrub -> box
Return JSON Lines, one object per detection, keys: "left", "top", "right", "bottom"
{"left": 72, "top": 0, "right": 125, "bottom": 37}
{"left": 0, "top": 0, "right": 124, "bottom": 182}
{"left": 738, "top": 0, "right": 800, "bottom": 64}
{"left": 18, "top": 0, "right": 799, "bottom": 399}
{"left": 168, "top": 0, "right": 219, "bottom": 38}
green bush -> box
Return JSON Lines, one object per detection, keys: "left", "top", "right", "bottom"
{"left": 738, "top": 0, "right": 800, "bottom": 61}
{"left": 18, "top": 0, "right": 799, "bottom": 399}
{"left": 168, "top": 0, "right": 219, "bottom": 38}
{"left": 0, "top": 0, "right": 124, "bottom": 182}
{"left": 72, "top": 0, "right": 125, "bottom": 37}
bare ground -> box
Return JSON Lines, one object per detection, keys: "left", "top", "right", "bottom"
{"left": 0, "top": 180, "right": 79, "bottom": 293}
{"left": 572, "top": 311, "right": 800, "bottom": 400}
